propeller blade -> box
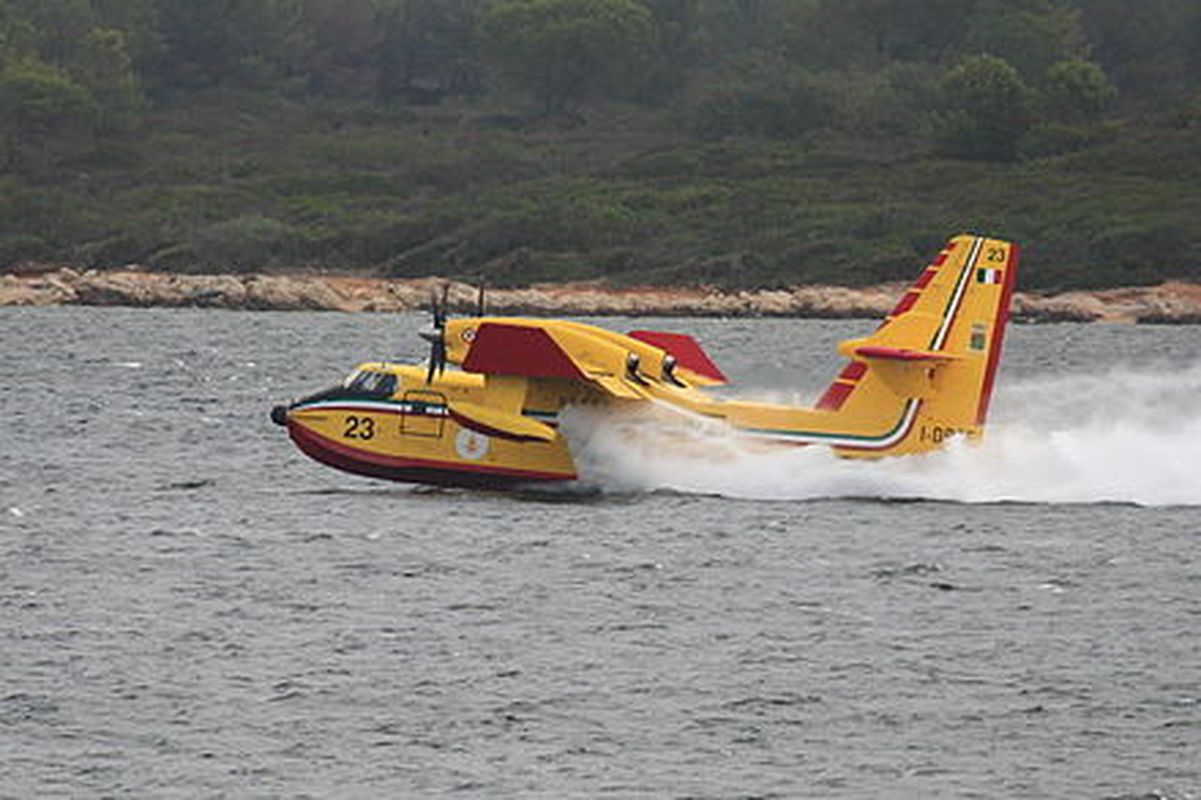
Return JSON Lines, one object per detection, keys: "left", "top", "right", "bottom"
{"left": 434, "top": 339, "right": 447, "bottom": 378}
{"left": 424, "top": 332, "right": 447, "bottom": 384}
{"left": 422, "top": 282, "right": 453, "bottom": 384}
{"left": 475, "top": 281, "right": 486, "bottom": 317}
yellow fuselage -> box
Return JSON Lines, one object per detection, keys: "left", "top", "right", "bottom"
{"left": 273, "top": 234, "right": 1018, "bottom": 488}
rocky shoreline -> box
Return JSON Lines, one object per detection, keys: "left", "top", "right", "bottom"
{"left": 3, "top": 266, "right": 1201, "bottom": 323}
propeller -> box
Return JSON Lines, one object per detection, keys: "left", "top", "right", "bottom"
{"left": 475, "top": 280, "right": 486, "bottom": 317}
{"left": 418, "top": 280, "right": 485, "bottom": 385}
{"left": 420, "top": 283, "right": 449, "bottom": 384}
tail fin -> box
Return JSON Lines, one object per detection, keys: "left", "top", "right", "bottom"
{"left": 816, "top": 234, "right": 1019, "bottom": 455}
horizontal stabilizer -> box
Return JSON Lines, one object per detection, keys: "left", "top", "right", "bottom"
{"left": 850, "top": 345, "right": 959, "bottom": 363}
{"left": 628, "top": 330, "right": 727, "bottom": 385}
{"left": 833, "top": 338, "right": 957, "bottom": 400}
{"left": 448, "top": 400, "right": 557, "bottom": 442}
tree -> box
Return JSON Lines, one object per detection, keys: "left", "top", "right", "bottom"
{"left": 635, "top": 1, "right": 814, "bottom": 100}
{"left": 480, "top": 0, "right": 655, "bottom": 114}
{"left": 1189, "top": 6, "right": 1201, "bottom": 88}
{"left": 1042, "top": 59, "right": 1115, "bottom": 123}
{"left": 155, "top": 0, "right": 307, "bottom": 90}
{"left": 0, "top": 61, "right": 97, "bottom": 172}
{"left": 91, "top": 0, "right": 161, "bottom": 77}
{"left": 933, "top": 54, "right": 1032, "bottom": 161}
{"left": 71, "top": 27, "right": 141, "bottom": 129}
{"left": 1074, "top": 0, "right": 1196, "bottom": 104}
{"left": 3, "top": 0, "right": 94, "bottom": 68}
{"left": 805, "top": 0, "right": 971, "bottom": 68}
{"left": 960, "top": 0, "right": 1088, "bottom": 84}
{"left": 635, "top": 0, "right": 703, "bottom": 97}
{"left": 376, "top": 0, "right": 484, "bottom": 102}
{"left": 689, "top": 53, "right": 835, "bottom": 139}
{"left": 302, "top": 0, "right": 380, "bottom": 97}
{"left": 0, "top": 3, "right": 37, "bottom": 68}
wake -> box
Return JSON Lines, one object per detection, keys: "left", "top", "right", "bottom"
{"left": 562, "top": 363, "right": 1201, "bottom": 507}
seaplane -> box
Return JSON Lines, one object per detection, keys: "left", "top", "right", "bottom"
{"left": 270, "top": 234, "right": 1018, "bottom": 489}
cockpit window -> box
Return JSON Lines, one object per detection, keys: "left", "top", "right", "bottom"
{"left": 343, "top": 370, "right": 398, "bottom": 397}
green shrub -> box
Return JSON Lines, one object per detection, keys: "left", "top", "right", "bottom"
{"left": 827, "top": 64, "right": 939, "bottom": 138}
{"left": 1020, "top": 122, "right": 1106, "bottom": 158}
{"left": 1088, "top": 222, "right": 1193, "bottom": 286}
{"left": 309, "top": 210, "right": 436, "bottom": 266}
{"left": 0, "top": 180, "right": 98, "bottom": 261}
{"left": 689, "top": 58, "right": 836, "bottom": 140}
{"left": 931, "top": 55, "right": 1032, "bottom": 162}
{"left": 467, "top": 183, "right": 651, "bottom": 255}
{"left": 1170, "top": 92, "right": 1201, "bottom": 130}
{"left": 191, "top": 215, "right": 302, "bottom": 271}
{"left": 0, "top": 234, "right": 51, "bottom": 264}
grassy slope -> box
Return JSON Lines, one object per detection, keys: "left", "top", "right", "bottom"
{"left": 4, "top": 90, "right": 1201, "bottom": 291}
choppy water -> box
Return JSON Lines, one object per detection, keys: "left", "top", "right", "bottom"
{"left": 1, "top": 307, "right": 1198, "bottom": 799}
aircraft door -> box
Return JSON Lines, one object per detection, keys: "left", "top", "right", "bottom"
{"left": 400, "top": 390, "right": 447, "bottom": 438}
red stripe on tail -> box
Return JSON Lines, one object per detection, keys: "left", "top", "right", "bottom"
{"left": 912, "top": 268, "right": 938, "bottom": 289}
{"left": 840, "top": 362, "right": 867, "bottom": 381}
{"left": 889, "top": 291, "right": 920, "bottom": 317}
{"left": 931, "top": 240, "right": 958, "bottom": 267}
{"left": 816, "top": 381, "right": 855, "bottom": 411}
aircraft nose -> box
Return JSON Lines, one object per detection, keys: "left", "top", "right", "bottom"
{"left": 270, "top": 404, "right": 289, "bottom": 426}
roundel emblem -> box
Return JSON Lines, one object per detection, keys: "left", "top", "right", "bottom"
{"left": 455, "top": 429, "right": 489, "bottom": 461}
{"left": 461, "top": 327, "right": 476, "bottom": 343}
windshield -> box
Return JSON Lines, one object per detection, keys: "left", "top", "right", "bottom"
{"left": 343, "top": 370, "right": 398, "bottom": 398}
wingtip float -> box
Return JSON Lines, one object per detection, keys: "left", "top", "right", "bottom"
{"left": 270, "top": 234, "right": 1019, "bottom": 489}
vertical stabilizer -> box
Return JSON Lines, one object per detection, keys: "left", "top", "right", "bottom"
{"left": 816, "top": 234, "right": 1019, "bottom": 455}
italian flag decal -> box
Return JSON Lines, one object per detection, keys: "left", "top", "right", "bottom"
{"left": 976, "top": 267, "right": 1002, "bottom": 284}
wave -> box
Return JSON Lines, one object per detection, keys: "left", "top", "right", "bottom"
{"left": 561, "top": 363, "right": 1201, "bottom": 507}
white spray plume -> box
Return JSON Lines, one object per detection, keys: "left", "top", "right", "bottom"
{"left": 560, "top": 363, "right": 1201, "bottom": 507}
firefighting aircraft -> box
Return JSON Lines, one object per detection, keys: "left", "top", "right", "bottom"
{"left": 270, "top": 234, "right": 1018, "bottom": 489}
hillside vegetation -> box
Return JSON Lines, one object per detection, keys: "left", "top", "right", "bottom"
{"left": 2, "top": 0, "right": 1201, "bottom": 291}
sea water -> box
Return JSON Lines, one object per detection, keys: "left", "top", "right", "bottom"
{"left": 1, "top": 307, "right": 1197, "bottom": 798}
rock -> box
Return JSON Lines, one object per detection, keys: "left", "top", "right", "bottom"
{"left": 1012, "top": 292, "right": 1107, "bottom": 323}
{"left": 243, "top": 275, "right": 353, "bottom": 312}
{"left": 0, "top": 273, "right": 69, "bottom": 306}
{"left": 70, "top": 271, "right": 158, "bottom": 306}
{"left": 178, "top": 274, "right": 249, "bottom": 308}
{"left": 3, "top": 266, "right": 1201, "bottom": 323}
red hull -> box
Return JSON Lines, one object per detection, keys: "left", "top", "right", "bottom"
{"left": 287, "top": 423, "right": 575, "bottom": 489}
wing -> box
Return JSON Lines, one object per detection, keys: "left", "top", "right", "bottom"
{"left": 437, "top": 319, "right": 728, "bottom": 441}
{"left": 456, "top": 321, "right": 681, "bottom": 399}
